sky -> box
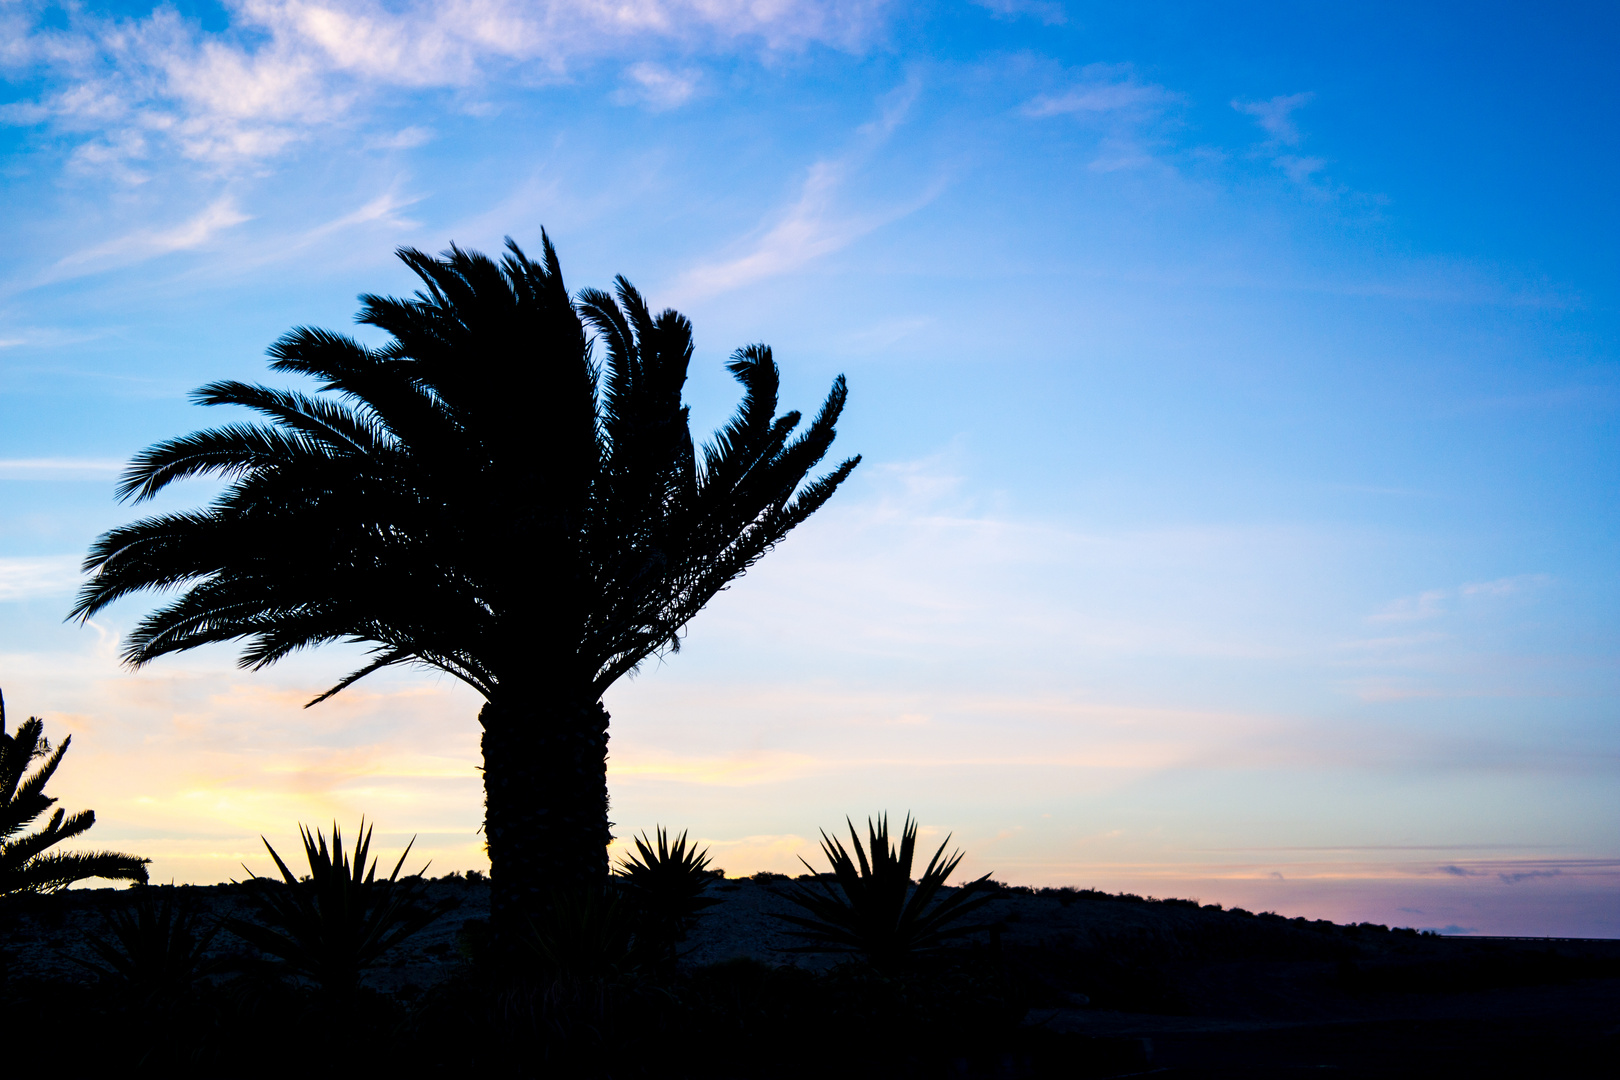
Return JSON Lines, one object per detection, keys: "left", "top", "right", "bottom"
{"left": 1, "top": 1, "right": 1616, "bottom": 937}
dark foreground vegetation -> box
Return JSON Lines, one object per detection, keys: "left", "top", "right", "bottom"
{"left": 5, "top": 874, "right": 1617, "bottom": 1078}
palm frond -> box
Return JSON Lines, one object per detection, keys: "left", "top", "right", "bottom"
{"left": 1, "top": 849, "right": 151, "bottom": 896}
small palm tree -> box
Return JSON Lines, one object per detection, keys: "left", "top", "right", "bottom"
{"left": 72, "top": 233, "right": 859, "bottom": 939}
{"left": 0, "top": 690, "right": 150, "bottom": 897}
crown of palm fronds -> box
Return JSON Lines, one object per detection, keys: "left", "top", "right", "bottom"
{"left": 0, "top": 691, "right": 150, "bottom": 897}
{"left": 71, "top": 234, "right": 859, "bottom": 705}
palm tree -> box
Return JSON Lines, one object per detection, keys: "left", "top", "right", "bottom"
{"left": 72, "top": 233, "right": 859, "bottom": 937}
{"left": 1, "top": 690, "right": 151, "bottom": 896}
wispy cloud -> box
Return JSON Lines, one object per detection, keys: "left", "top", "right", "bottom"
{"left": 611, "top": 61, "right": 702, "bottom": 111}
{"left": 50, "top": 197, "right": 250, "bottom": 278}
{"left": 1023, "top": 67, "right": 1177, "bottom": 119}
{"left": 265, "top": 189, "right": 423, "bottom": 258}
{"left": 673, "top": 78, "right": 939, "bottom": 298}
{"left": 674, "top": 160, "right": 869, "bottom": 297}
{"left": 1232, "top": 92, "right": 1343, "bottom": 195}
{"left": 365, "top": 125, "right": 434, "bottom": 150}
{"left": 1022, "top": 63, "right": 1181, "bottom": 170}
{"left": 1369, "top": 588, "right": 1448, "bottom": 623}
{"left": 1367, "top": 574, "right": 1549, "bottom": 624}
{"left": 972, "top": 0, "right": 1068, "bottom": 26}
{"left": 0, "top": 457, "right": 123, "bottom": 479}
{"left": 1233, "top": 91, "right": 1313, "bottom": 146}
{"left": 1461, "top": 574, "right": 1552, "bottom": 598}
{"left": 4, "top": 1, "right": 894, "bottom": 173}
{"left": 0, "top": 556, "right": 83, "bottom": 601}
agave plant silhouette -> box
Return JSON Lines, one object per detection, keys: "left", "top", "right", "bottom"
{"left": 522, "top": 884, "right": 640, "bottom": 981}
{"left": 615, "top": 828, "right": 720, "bottom": 965}
{"left": 223, "top": 819, "right": 449, "bottom": 994}
{"left": 78, "top": 887, "right": 222, "bottom": 998}
{"left": 775, "top": 814, "right": 995, "bottom": 970}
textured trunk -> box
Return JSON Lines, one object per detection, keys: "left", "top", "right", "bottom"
{"left": 480, "top": 695, "right": 612, "bottom": 945}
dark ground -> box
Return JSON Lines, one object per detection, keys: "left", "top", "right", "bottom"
{"left": 3, "top": 877, "right": 1616, "bottom": 1077}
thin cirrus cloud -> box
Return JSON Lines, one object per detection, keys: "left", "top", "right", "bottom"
{"left": 1232, "top": 91, "right": 1314, "bottom": 146}
{"left": 971, "top": 0, "right": 1069, "bottom": 26}
{"left": 673, "top": 158, "right": 879, "bottom": 298}
{"left": 0, "top": 458, "right": 123, "bottom": 479}
{"left": 611, "top": 61, "right": 702, "bottom": 111}
{"left": 49, "top": 197, "right": 251, "bottom": 279}
{"left": 1021, "top": 63, "right": 1182, "bottom": 171}
{"left": 1022, "top": 65, "right": 1180, "bottom": 119}
{"left": 0, "top": 555, "right": 85, "bottom": 602}
{"left": 674, "top": 79, "right": 940, "bottom": 298}
{"left": 1232, "top": 92, "right": 1335, "bottom": 191}
{"left": 4, "top": 0, "right": 894, "bottom": 170}
{"left": 1367, "top": 574, "right": 1551, "bottom": 623}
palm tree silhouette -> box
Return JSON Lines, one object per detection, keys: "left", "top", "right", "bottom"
{"left": 73, "top": 234, "right": 858, "bottom": 935}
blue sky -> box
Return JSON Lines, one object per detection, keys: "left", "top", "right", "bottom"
{"left": 1, "top": 1, "right": 1616, "bottom": 935}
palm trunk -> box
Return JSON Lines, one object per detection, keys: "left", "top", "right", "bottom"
{"left": 479, "top": 696, "right": 612, "bottom": 945}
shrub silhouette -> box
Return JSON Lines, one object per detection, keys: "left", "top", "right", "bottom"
{"left": 0, "top": 689, "right": 149, "bottom": 897}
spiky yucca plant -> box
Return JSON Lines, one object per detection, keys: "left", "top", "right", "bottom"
{"left": 615, "top": 828, "right": 720, "bottom": 965}
{"left": 0, "top": 690, "right": 149, "bottom": 897}
{"left": 78, "top": 887, "right": 222, "bottom": 997}
{"left": 224, "top": 819, "right": 449, "bottom": 994}
{"left": 775, "top": 814, "right": 995, "bottom": 970}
